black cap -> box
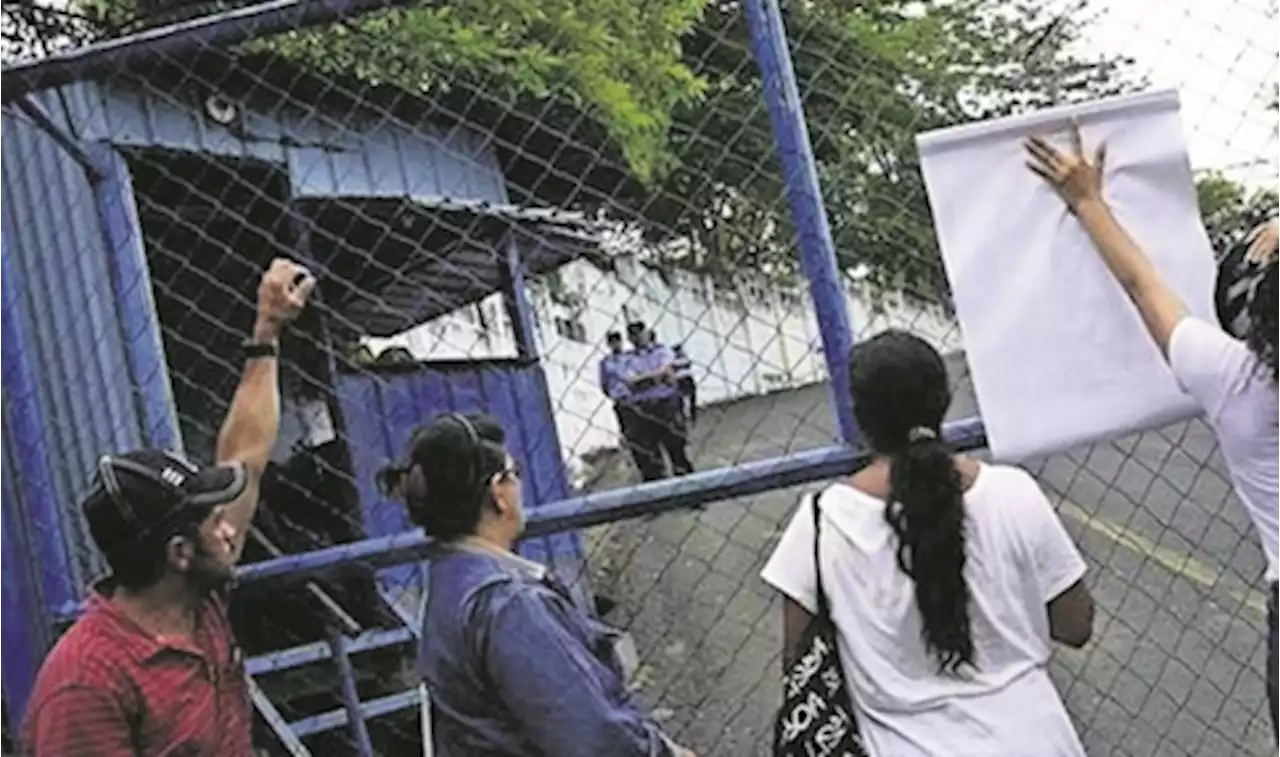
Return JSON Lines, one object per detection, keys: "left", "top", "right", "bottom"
{"left": 626, "top": 320, "right": 647, "bottom": 335}
{"left": 82, "top": 449, "right": 247, "bottom": 554}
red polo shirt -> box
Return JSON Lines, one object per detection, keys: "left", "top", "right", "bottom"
{"left": 20, "top": 583, "right": 254, "bottom": 757}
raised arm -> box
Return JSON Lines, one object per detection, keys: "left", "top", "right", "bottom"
{"left": 216, "top": 258, "right": 315, "bottom": 561}
{"left": 1025, "top": 121, "right": 1188, "bottom": 355}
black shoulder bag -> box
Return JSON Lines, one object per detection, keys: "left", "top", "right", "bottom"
{"left": 773, "top": 491, "right": 869, "bottom": 757}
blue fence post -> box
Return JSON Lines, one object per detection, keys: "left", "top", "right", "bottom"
{"left": 1, "top": 0, "right": 441, "bottom": 102}
{"left": 743, "top": 0, "right": 859, "bottom": 444}
{"left": 503, "top": 236, "right": 540, "bottom": 362}
{"left": 85, "top": 143, "right": 181, "bottom": 452}
{"left": 1, "top": 237, "right": 75, "bottom": 724}
{"left": 1, "top": 478, "right": 42, "bottom": 729}
{"left": 501, "top": 235, "right": 594, "bottom": 612}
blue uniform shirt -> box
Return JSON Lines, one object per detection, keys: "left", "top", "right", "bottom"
{"left": 598, "top": 352, "right": 631, "bottom": 402}
{"left": 622, "top": 344, "right": 678, "bottom": 403}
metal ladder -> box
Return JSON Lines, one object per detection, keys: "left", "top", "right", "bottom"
{"left": 243, "top": 528, "right": 424, "bottom": 757}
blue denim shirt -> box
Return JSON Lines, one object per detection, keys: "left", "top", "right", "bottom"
{"left": 417, "top": 544, "right": 675, "bottom": 757}
{"left": 622, "top": 344, "right": 678, "bottom": 403}
{"left": 599, "top": 353, "right": 632, "bottom": 402}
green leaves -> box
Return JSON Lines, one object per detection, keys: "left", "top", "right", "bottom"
{"left": 1197, "top": 172, "right": 1279, "bottom": 254}
{"left": 259, "top": 0, "right": 707, "bottom": 183}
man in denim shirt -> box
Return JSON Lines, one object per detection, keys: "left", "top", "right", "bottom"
{"left": 390, "top": 412, "right": 693, "bottom": 757}
{"left": 621, "top": 322, "right": 694, "bottom": 481}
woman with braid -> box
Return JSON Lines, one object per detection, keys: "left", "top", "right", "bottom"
{"left": 762, "top": 331, "right": 1095, "bottom": 756}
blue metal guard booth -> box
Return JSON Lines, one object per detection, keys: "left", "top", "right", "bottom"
{"left": 1, "top": 48, "right": 596, "bottom": 749}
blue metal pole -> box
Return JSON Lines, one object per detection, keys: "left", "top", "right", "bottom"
{"left": 1, "top": 237, "right": 75, "bottom": 722}
{"left": 503, "top": 236, "right": 540, "bottom": 362}
{"left": 12, "top": 98, "right": 101, "bottom": 180}
{"left": 500, "top": 235, "right": 595, "bottom": 612}
{"left": 1, "top": 0, "right": 427, "bottom": 102}
{"left": 328, "top": 630, "right": 375, "bottom": 757}
{"left": 743, "top": 0, "right": 859, "bottom": 444}
{"left": 86, "top": 144, "right": 181, "bottom": 452}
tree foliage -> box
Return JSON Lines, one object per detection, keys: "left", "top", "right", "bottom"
{"left": 255, "top": 0, "right": 709, "bottom": 183}
{"left": 1196, "top": 172, "right": 1279, "bottom": 254}
{"left": 2, "top": 3, "right": 102, "bottom": 61}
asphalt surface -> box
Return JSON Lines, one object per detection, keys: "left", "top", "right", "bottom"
{"left": 580, "top": 359, "right": 1274, "bottom": 756}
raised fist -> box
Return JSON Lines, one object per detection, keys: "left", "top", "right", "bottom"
{"left": 256, "top": 258, "right": 316, "bottom": 333}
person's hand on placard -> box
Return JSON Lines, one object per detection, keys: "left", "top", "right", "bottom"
{"left": 255, "top": 257, "right": 316, "bottom": 339}
{"left": 1245, "top": 218, "right": 1279, "bottom": 266}
{"left": 1024, "top": 118, "right": 1106, "bottom": 215}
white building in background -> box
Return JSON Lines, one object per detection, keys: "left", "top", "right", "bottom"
{"left": 366, "top": 256, "right": 960, "bottom": 472}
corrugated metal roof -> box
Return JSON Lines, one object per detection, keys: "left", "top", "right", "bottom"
{"left": 43, "top": 55, "right": 511, "bottom": 204}
{"left": 304, "top": 197, "right": 605, "bottom": 338}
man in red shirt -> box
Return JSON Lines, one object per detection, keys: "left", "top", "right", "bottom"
{"left": 20, "top": 258, "right": 315, "bottom": 757}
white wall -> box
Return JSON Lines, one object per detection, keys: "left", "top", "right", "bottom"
{"left": 366, "top": 258, "right": 961, "bottom": 472}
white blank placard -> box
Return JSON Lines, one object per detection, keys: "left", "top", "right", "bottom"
{"left": 916, "top": 90, "right": 1216, "bottom": 462}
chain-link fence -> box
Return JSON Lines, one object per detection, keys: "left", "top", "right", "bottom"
{"left": 2, "top": 0, "right": 1276, "bottom": 754}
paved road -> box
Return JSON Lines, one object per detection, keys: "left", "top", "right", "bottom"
{"left": 581, "top": 360, "right": 1273, "bottom": 756}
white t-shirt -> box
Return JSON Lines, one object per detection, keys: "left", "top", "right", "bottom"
{"left": 761, "top": 464, "right": 1087, "bottom": 757}
{"left": 1169, "top": 316, "right": 1279, "bottom": 583}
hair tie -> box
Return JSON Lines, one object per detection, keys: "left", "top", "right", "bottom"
{"left": 376, "top": 461, "right": 409, "bottom": 497}
{"left": 907, "top": 426, "right": 938, "bottom": 444}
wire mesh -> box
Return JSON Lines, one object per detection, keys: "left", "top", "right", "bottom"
{"left": 1, "top": 0, "right": 1276, "bottom": 754}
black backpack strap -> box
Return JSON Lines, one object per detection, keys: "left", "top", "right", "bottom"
{"left": 810, "top": 489, "right": 831, "bottom": 620}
